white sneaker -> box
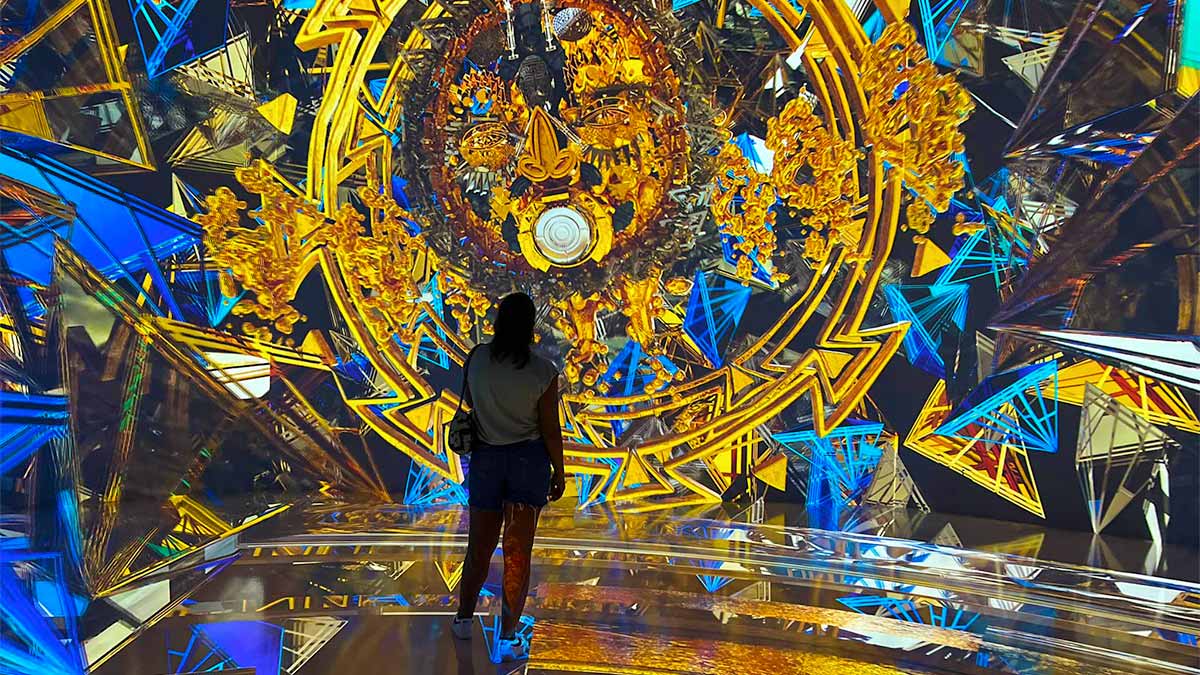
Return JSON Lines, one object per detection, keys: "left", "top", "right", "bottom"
{"left": 496, "top": 635, "right": 527, "bottom": 662}
{"left": 450, "top": 616, "right": 473, "bottom": 640}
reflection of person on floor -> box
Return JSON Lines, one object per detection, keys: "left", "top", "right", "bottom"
{"left": 451, "top": 293, "right": 567, "bottom": 662}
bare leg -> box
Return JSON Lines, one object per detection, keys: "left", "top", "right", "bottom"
{"left": 500, "top": 502, "right": 541, "bottom": 637}
{"left": 456, "top": 507, "right": 503, "bottom": 620}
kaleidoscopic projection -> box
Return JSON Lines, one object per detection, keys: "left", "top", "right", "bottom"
{"left": 0, "top": 0, "right": 1198, "bottom": 664}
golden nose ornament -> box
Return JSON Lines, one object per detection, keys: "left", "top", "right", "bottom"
{"left": 517, "top": 107, "right": 581, "bottom": 183}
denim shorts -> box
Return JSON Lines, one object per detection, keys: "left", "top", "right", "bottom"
{"left": 467, "top": 438, "right": 553, "bottom": 511}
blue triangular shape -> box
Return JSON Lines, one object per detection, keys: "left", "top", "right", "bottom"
{"left": 936, "top": 361, "right": 1059, "bottom": 453}
{"left": 0, "top": 558, "right": 84, "bottom": 675}
{"left": 730, "top": 133, "right": 773, "bottom": 174}
{"left": 882, "top": 283, "right": 969, "bottom": 378}
{"left": 697, "top": 575, "right": 734, "bottom": 593}
{"left": 403, "top": 461, "right": 468, "bottom": 507}
{"left": 684, "top": 270, "right": 752, "bottom": 368}
{"left": 196, "top": 621, "right": 283, "bottom": 675}
{"left": 369, "top": 78, "right": 389, "bottom": 104}
{"left": 130, "top": 0, "right": 230, "bottom": 78}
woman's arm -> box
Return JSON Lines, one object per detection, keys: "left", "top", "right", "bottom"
{"left": 537, "top": 377, "right": 566, "bottom": 500}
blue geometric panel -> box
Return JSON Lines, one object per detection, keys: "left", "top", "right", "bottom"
{"left": 414, "top": 275, "right": 451, "bottom": 369}
{"left": 170, "top": 265, "right": 245, "bottom": 328}
{"left": 774, "top": 420, "right": 888, "bottom": 518}
{"left": 935, "top": 361, "right": 1059, "bottom": 454}
{"left": 839, "top": 594, "right": 981, "bottom": 632}
{"left": 573, "top": 457, "right": 620, "bottom": 508}
{"left": 942, "top": 165, "right": 1035, "bottom": 289}
{"left": 1184, "top": 0, "right": 1200, "bottom": 70}
{"left": 333, "top": 353, "right": 385, "bottom": 401}
{"left": 130, "top": 0, "right": 231, "bottom": 78}
{"left": 1156, "top": 630, "right": 1198, "bottom": 647}
{"left": 389, "top": 176, "right": 412, "bottom": 210}
{"left": 730, "top": 132, "right": 773, "bottom": 174}
{"left": 883, "top": 283, "right": 969, "bottom": 378}
{"left": 390, "top": 275, "right": 452, "bottom": 370}
{"left": 403, "top": 459, "right": 468, "bottom": 507}
{"left": 0, "top": 553, "right": 85, "bottom": 675}
{"left": 863, "top": 10, "right": 886, "bottom": 42}
{"left": 1021, "top": 131, "right": 1154, "bottom": 166}
{"left": 697, "top": 573, "right": 734, "bottom": 593}
{"left": 672, "top": 523, "right": 738, "bottom": 592}
{"left": 479, "top": 614, "right": 534, "bottom": 664}
{"left": 684, "top": 269, "right": 752, "bottom": 368}
{"left": 0, "top": 148, "right": 199, "bottom": 317}
{"left": 745, "top": 0, "right": 803, "bottom": 18}
{"left": 916, "top": 0, "right": 971, "bottom": 63}
{"left": 0, "top": 0, "right": 37, "bottom": 56}
{"left": 167, "top": 627, "right": 237, "bottom": 673}
{"left": 194, "top": 621, "right": 283, "bottom": 675}
{"left": 0, "top": 393, "right": 68, "bottom": 475}
{"left": 934, "top": 228, "right": 1028, "bottom": 290}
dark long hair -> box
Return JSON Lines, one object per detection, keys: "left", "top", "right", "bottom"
{"left": 490, "top": 293, "right": 535, "bottom": 368}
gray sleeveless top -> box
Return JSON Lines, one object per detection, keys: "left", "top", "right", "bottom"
{"left": 466, "top": 343, "right": 558, "bottom": 446}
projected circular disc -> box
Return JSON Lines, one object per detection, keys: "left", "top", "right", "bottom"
{"left": 533, "top": 207, "right": 594, "bottom": 266}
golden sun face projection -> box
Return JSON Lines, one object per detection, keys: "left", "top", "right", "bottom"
{"left": 191, "top": 0, "right": 976, "bottom": 511}
{"left": 426, "top": 2, "right": 704, "bottom": 277}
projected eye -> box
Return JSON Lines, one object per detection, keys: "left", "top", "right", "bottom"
{"left": 458, "top": 122, "right": 513, "bottom": 170}
{"left": 578, "top": 98, "right": 638, "bottom": 149}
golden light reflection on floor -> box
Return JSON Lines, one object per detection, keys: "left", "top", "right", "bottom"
{"left": 530, "top": 621, "right": 918, "bottom": 675}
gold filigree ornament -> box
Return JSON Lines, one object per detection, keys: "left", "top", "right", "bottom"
{"left": 710, "top": 93, "right": 862, "bottom": 283}
{"left": 200, "top": 171, "right": 313, "bottom": 340}
{"left": 550, "top": 291, "right": 617, "bottom": 387}
{"left": 860, "top": 22, "right": 975, "bottom": 234}
{"left": 575, "top": 97, "right": 645, "bottom": 150}
{"left": 201, "top": 162, "right": 486, "bottom": 346}
{"left": 710, "top": 142, "right": 778, "bottom": 285}
{"left": 768, "top": 95, "right": 862, "bottom": 265}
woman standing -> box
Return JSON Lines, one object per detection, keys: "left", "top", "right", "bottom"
{"left": 451, "top": 293, "right": 566, "bottom": 661}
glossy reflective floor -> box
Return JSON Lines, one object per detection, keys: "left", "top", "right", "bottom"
{"left": 74, "top": 500, "right": 1200, "bottom": 675}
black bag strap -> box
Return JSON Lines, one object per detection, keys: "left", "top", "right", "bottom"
{"left": 455, "top": 346, "right": 479, "bottom": 414}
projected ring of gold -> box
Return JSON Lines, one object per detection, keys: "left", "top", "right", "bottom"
{"left": 198, "top": 0, "right": 972, "bottom": 509}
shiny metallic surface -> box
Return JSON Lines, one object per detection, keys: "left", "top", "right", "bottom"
{"left": 83, "top": 502, "right": 1200, "bottom": 674}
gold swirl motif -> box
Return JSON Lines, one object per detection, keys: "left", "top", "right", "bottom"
{"left": 551, "top": 292, "right": 617, "bottom": 388}
{"left": 710, "top": 94, "right": 856, "bottom": 282}
{"left": 767, "top": 95, "right": 861, "bottom": 265}
{"left": 201, "top": 162, "right": 489, "bottom": 344}
{"left": 860, "top": 22, "right": 975, "bottom": 234}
